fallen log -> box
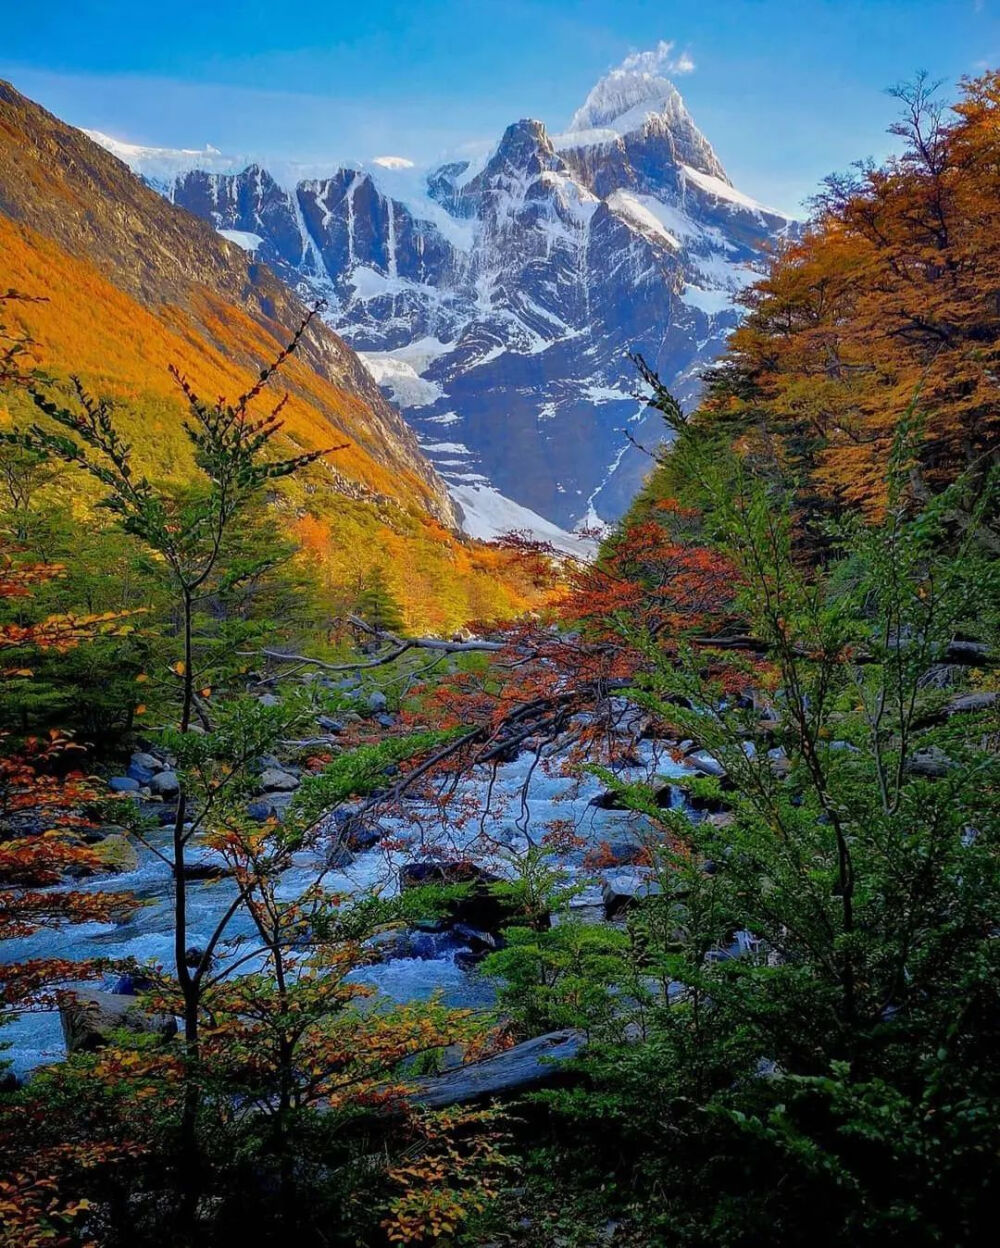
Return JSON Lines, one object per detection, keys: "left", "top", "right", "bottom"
{"left": 408, "top": 1029, "right": 586, "bottom": 1109}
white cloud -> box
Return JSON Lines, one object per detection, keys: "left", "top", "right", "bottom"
{"left": 372, "top": 154, "right": 415, "bottom": 168}
{"left": 621, "top": 40, "right": 696, "bottom": 78}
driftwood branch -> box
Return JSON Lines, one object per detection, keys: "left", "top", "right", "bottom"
{"left": 248, "top": 615, "right": 504, "bottom": 674}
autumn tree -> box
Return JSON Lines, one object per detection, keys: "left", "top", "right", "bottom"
{"left": 699, "top": 72, "right": 1000, "bottom": 537}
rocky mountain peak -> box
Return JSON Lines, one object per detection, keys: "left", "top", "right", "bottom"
{"left": 87, "top": 60, "right": 796, "bottom": 540}
{"left": 458, "top": 119, "right": 565, "bottom": 202}
{"left": 563, "top": 46, "right": 726, "bottom": 183}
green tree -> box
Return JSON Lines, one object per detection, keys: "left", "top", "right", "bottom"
{"left": 12, "top": 306, "right": 341, "bottom": 1221}
{"left": 354, "top": 564, "right": 406, "bottom": 636}
{"left": 488, "top": 408, "right": 1000, "bottom": 1246}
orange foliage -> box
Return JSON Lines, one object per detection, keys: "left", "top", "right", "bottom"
{"left": 710, "top": 71, "right": 1000, "bottom": 513}
{"left": 0, "top": 216, "right": 551, "bottom": 630}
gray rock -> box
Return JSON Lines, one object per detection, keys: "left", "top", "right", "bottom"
{"left": 316, "top": 715, "right": 344, "bottom": 734}
{"left": 247, "top": 799, "right": 277, "bottom": 822}
{"left": 325, "top": 843, "right": 355, "bottom": 869}
{"left": 259, "top": 768, "right": 299, "bottom": 792}
{"left": 367, "top": 690, "right": 388, "bottom": 713}
{"left": 148, "top": 770, "right": 180, "bottom": 798}
{"left": 602, "top": 870, "right": 663, "bottom": 920}
{"left": 130, "top": 751, "right": 165, "bottom": 774}
{"left": 906, "top": 748, "right": 955, "bottom": 779}
{"left": 268, "top": 792, "right": 297, "bottom": 820}
{"left": 59, "top": 990, "right": 177, "bottom": 1054}
{"left": 257, "top": 693, "right": 281, "bottom": 708}
{"left": 109, "top": 776, "right": 140, "bottom": 793}
{"left": 685, "top": 751, "right": 726, "bottom": 778}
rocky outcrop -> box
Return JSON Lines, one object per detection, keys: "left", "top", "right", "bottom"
{"left": 59, "top": 990, "right": 177, "bottom": 1054}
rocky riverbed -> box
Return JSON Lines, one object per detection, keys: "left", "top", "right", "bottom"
{"left": 2, "top": 707, "right": 701, "bottom": 1080}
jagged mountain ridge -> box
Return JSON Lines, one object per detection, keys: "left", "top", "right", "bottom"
{"left": 90, "top": 50, "right": 796, "bottom": 534}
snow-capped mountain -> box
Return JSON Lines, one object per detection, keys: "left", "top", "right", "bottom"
{"left": 89, "top": 47, "right": 796, "bottom": 535}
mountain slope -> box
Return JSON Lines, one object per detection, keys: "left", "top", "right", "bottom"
{"left": 115, "top": 48, "right": 796, "bottom": 532}
{"left": 0, "top": 82, "right": 545, "bottom": 632}
{"left": 0, "top": 79, "right": 456, "bottom": 527}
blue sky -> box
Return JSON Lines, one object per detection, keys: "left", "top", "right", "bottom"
{"left": 1, "top": 0, "right": 997, "bottom": 215}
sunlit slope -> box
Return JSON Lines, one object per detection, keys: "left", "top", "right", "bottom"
{"left": 0, "top": 77, "right": 549, "bottom": 632}
{"left": 0, "top": 216, "right": 541, "bottom": 630}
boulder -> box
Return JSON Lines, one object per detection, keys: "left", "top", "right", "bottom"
{"left": 409, "top": 1029, "right": 585, "bottom": 1109}
{"left": 602, "top": 870, "right": 663, "bottom": 921}
{"left": 906, "top": 747, "right": 955, "bottom": 779}
{"left": 59, "top": 990, "right": 177, "bottom": 1054}
{"left": 944, "top": 691, "right": 998, "bottom": 716}
{"left": 108, "top": 776, "right": 140, "bottom": 793}
{"left": 588, "top": 789, "right": 627, "bottom": 811}
{"left": 367, "top": 690, "right": 389, "bottom": 714}
{"left": 148, "top": 770, "right": 180, "bottom": 798}
{"left": 452, "top": 923, "right": 501, "bottom": 962}
{"left": 91, "top": 833, "right": 139, "bottom": 875}
{"left": 325, "top": 842, "right": 355, "bottom": 870}
{"left": 181, "top": 860, "right": 229, "bottom": 881}
{"left": 399, "top": 861, "right": 514, "bottom": 932}
{"left": 316, "top": 715, "right": 344, "bottom": 734}
{"left": 685, "top": 751, "right": 726, "bottom": 778}
{"left": 268, "top": 792, "right": 296, "bottom": 821}
{"left": 327, "top": 806, "right": 383, "bottom": 851}
{"left": 246, "top": 799, "right": 277, "bottom": 822}
{"left": 132, "top": 750, "right": 164, "bottom": 770}
{"left": 184, "top": 946, "right": 212, "bottom": 971}
{"left": 259, "top": 767, "right": 299, "bottom": 793}
{"left": 112, "top": 972, "right": 154, "bottom": 995}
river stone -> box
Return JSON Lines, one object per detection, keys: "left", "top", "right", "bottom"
{"left": 148, "top": 770, "right": 180, "bottom": 798}
{"left": 247, "top": 799, "right": 277, "bottom": 822}
{"left": 109, "top": 776, "right": 140, "bottom": 793}
{"left": 181, "top": 860, "right": 230, "bottom": 881}
{"left": 59, "top": 990, "right": 177, "bottom": 1054}
{"left": 399, "top": 861, "right": 514, "bottom": 932}
{"left": 602, "top": 870, "right": 663, "bottom": 920}
{"left": 129, "top": 749, "right": 165, "bottom": 774}
{"left": 92, "top": 833, "right": 139, "bottom": 875}
{"left": 325, "top": 842, "right": 355, "bottom": 869}
{"left": 685, "top": 751, "right": 726, "bottom": 778}
{"left": 259, "top": 767, "right": 299, "bottom": 792}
